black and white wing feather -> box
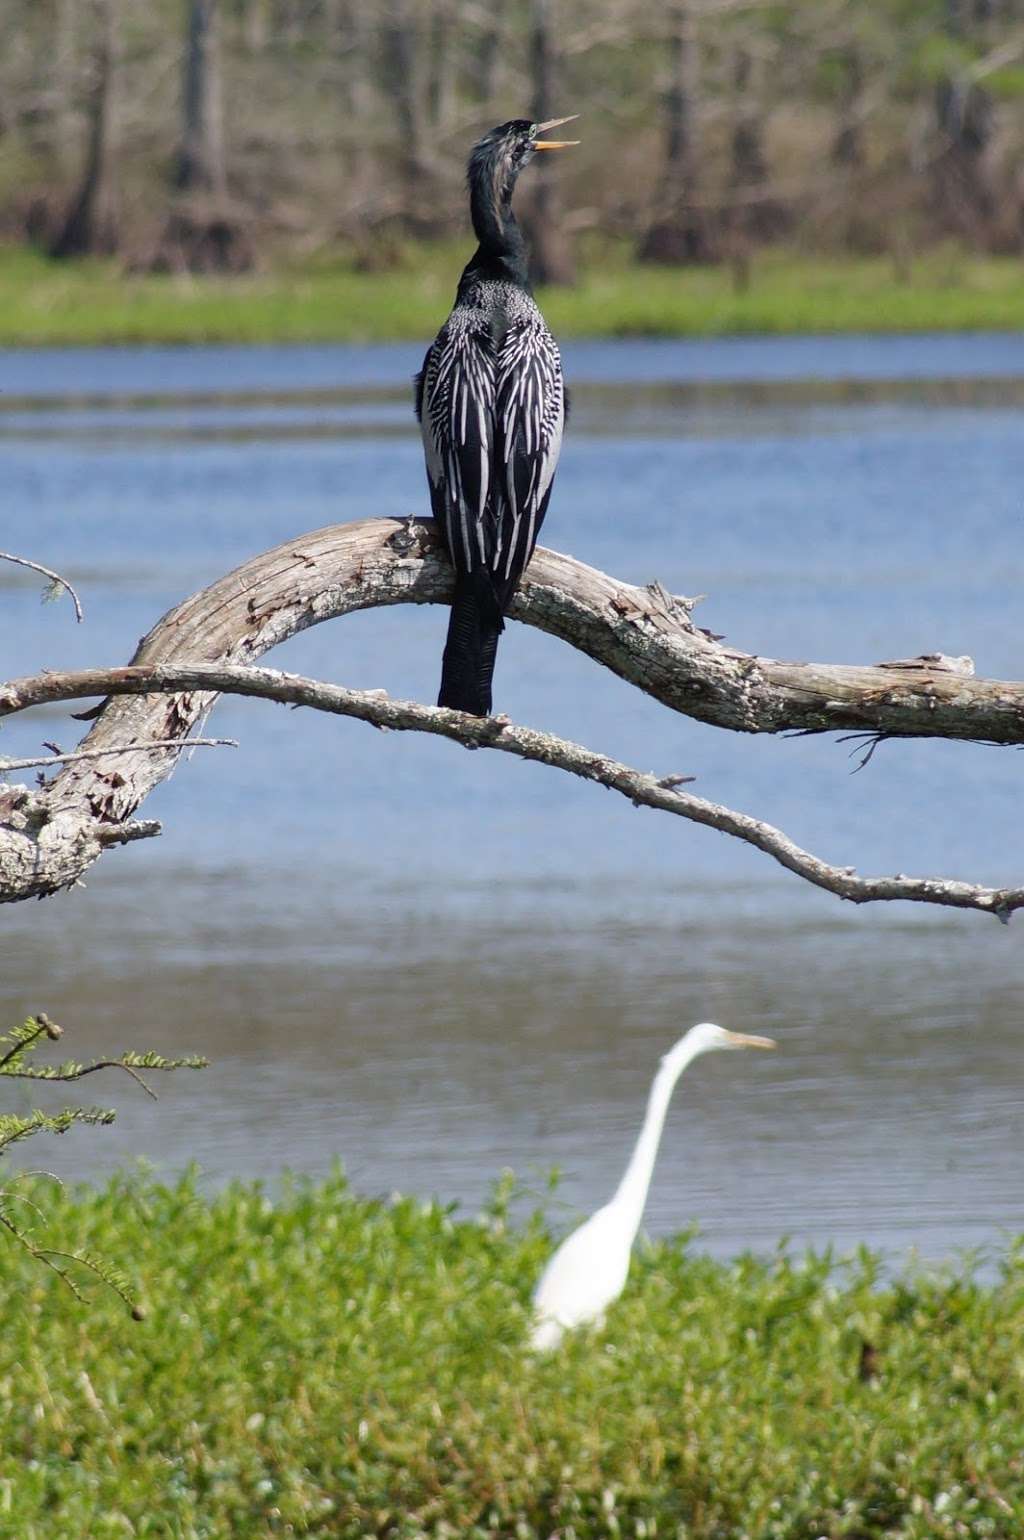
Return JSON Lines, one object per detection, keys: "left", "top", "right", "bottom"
{"left": 416, "top": 317, "right": 497, "bottom": 575}
{"left": 416, "top": 295, "right": 566, "bottom": 716}
{"left": 494, "top": 318, "right": 565, "bottom": 585}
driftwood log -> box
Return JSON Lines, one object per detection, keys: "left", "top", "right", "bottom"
{"left": 2, "top": 517, "right": 1022, "bottom": 916}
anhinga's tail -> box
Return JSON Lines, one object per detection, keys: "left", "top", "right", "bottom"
{"left": 438, "top": 571, "right": 507, "bottom": 716}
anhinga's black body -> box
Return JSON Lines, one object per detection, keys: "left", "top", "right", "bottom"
{"left": 415, "top": 118, "right": 575, "bottom": 716}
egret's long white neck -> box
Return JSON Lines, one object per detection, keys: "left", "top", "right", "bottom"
{"left": 608, "top": 1038, "right": 704, "bottom": 1237}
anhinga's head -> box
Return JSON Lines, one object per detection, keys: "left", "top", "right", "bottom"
{"left": 468, "top": 115, "right": 579, "bottom": 206}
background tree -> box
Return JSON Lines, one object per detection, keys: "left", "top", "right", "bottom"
{"left": 639, "top": 3, "right": 709, "bottom": 265}
{"left": 0, "top": 0, "right": 1021, "bottom": 273}
{"left": 176, "top": 0, "right": 228, "bottom": 198}
{"left": 522, "top": 0, "right": 577, "bottom": 285}
{"left": 149, "top": 0, "right": 255, "bottom": 273}
{"left": 50, "top": 0, "right": 121, "bottom": 258}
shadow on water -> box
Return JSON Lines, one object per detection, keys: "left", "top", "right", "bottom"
{"left": 2, "top": 334, "right": 1022, "bottom": 1263}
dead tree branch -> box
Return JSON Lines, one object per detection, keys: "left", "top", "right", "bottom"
{"left": 1, "top": 659, "right": 1020, "bottom": 921}
{"left": 0, "top": 738, "right": 236, "bottom": 774}
{"left": 0, "top": 517, "right": 1021, "bottom": 910}
{"left": 1, "top": 552, "right": 84, "bottom": 622}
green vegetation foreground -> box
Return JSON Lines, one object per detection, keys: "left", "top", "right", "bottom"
{"left": 3, "top": 247, "right": 1024, "bottom": 346}
{"left": 3, "top": 1173, "right": 1023, "bottom": 1538}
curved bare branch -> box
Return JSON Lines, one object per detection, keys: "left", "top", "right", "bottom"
{"left": 1, "top": 659, "right": 1020, "bottom": 921}
{"left": 0, "top": 551, "right": 84, "bottom": 622}
{"left": 1, "top": 516, "right": 1020, "bottom": 906}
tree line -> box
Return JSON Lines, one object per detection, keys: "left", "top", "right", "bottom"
{"left": 2, "top": 0, "right": 1023, "bottom": 277}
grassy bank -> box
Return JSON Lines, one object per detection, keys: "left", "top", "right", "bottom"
{"left": 1, "top": 245, "right": 1024, "bottom": 346}
{"left": 2, "top": 1172, "right": 1023, "bottom": 1538}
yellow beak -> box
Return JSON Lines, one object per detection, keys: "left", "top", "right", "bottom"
{"left": 534, "top": 114, "right": 580, "bottom": 150}
{"left": 724, "top": 1031, "right": 777, "bottom": 1050}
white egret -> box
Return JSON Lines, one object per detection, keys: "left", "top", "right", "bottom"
{"left": 530, "top": 1023, "right": 776, "bottom": 1350}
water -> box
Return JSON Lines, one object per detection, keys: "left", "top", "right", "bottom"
{"left": 2, "top": 333, "right": 1023, "bottom": 1264}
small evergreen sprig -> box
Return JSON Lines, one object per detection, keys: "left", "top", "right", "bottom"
{"left": 1, "top": 1013, "right": 207, "bottom": 1313}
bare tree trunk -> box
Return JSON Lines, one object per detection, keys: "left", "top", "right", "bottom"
{"left": 933, "top": 3, "right": 995, "bottom": 248}
{"left": 934, "top": 76, "right": 994, "bottom": 233}
{"left": 728, "top": 46, "right": 784, "bottom": 250}
{"left": 50, "top": 0, "right": 120, "bottom": 258}
{"left": 427, "top": 0, "right": 456, "bottom": 130}
{"left": 831, "top": 43, "right": 865, "bottom": 168}
{"left": 341, "top": 1, "right": 376, "bottom": 206}
{"left": 723, "top": 47, "right": 762, "bottom": 286}
{"left": 730, "top": 50, "right": 767, "bottom": 191}
{"left": 275, "top": 0, "right": 303, "bottom": 46}
{"left": 54, "top": 0, "right": 78, "bottom": 175}
{"left": 321, "top": 0, "right": 344, "bottom": 43}
{"left": 384, "top": 2, "right": 423, "bottom": 160}
{"left": 945, "top": 0, "right": 968, "bottom": 34}
{"left": 243, "top": 0, "right": 269, "bottom": 53}
{"left": 477, "top": 0, "right": 508, "bottom": 104}
{"left": 143, "top": 0, "right": 252, "bottom": 272}
{"left": 382, "top": 0, "right": 449, "bottom": 236}
{"left": 639, "top": 2, "right": 709, "bottom": 265}
{"left": 176, "top": 0, "right": 228, "bottom": 198}
{"left": 523, "top": 0, "right": 576, "bottom": 286}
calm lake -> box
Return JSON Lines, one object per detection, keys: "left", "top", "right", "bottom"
{"left": 2, "top": 333, "right": 1023, "bottom": 1264}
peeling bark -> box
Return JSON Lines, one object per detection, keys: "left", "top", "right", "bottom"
{"left": 2, "top": 517, "right": 1022, "bottom": 908}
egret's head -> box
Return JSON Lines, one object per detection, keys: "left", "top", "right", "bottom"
{"left": 664, "top": 1022, "right": 776, "bottom": 1067}
{"left": 468, "top": 115, "right": 579, "bottom": 200}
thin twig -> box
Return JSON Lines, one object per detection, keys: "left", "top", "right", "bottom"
{"left": 4, "top": 1060, "right": 166, "bottom": 1100}
{"left": 0, "top": 1213, "right": 87, "bottom": 1301}
{"left": 38, "top": 1060, "right": 158, "bottom": 1100}
{"left": 0, "top": 552, "right": 83, "bottom": 623}
{"left": 839, "top": 732, "right": 891, "bottom": 773}
{"left": 0, "top": 1188, "right": 47, "bottom": 1226}
{"left": 0, "top": 737, "right": 237, "bottom": 774}
{"left": 0, "top": 1019, "right": 49, "bottom": 1072}
{"left": 1, "top": 660, "right": 1020, "bottom": 922}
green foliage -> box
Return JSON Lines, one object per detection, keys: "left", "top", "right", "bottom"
{"left": 1, "top": 1015, "right": 206, "bottom": 1311}
{"left": 1, "top": 1170, "right": 1023, "bottom": 1537}
{"left": 916, "top": 32, "right": 979, "bottom": 83}
{"left": 0, "top": 1105, "right": 117, "bottom": 1155}
{"left": 988, "top": 67, "right": 1024, "bottom": 101}
{"left": 3, "top": 246, "right": 1024, "bottom": 347}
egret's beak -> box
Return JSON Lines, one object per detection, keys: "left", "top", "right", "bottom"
{"left": 534, "top": 114, "right": 580, "bottom": 150}
{"left": 724, "top": 1031, "right": 776, "bottom": 1050}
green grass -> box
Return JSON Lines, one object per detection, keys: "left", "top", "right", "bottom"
{"left": 2, "top": 1170, "right": 1023, "bottom": 1538}
{"left": 1, "top": 244, "right": 1023, "bottom": 346}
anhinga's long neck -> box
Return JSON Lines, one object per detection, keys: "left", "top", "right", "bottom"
{"left": 466, "top": 156, "right": 529, "bottom": 285}
{"left": 609, "top": 1042, "right": 701, "bottom": 1238}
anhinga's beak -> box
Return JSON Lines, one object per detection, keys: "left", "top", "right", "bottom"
{"left": 534, "top": 114, "right": 580, "bottom": 150}
{"left": 724, "top": 1031, "right": 777, "bottom": 1050}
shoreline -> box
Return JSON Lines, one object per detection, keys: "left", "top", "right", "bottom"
{"left": 3, "top": 246, "right": 1023, "bottom": 348}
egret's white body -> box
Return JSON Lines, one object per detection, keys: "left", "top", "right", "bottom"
{"left": 530, "top": 1022, "right": 775, "bottom": 1350}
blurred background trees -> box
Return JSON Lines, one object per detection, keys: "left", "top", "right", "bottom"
{"left": 2, "top": 0, "right": 1022, "bottom": 275}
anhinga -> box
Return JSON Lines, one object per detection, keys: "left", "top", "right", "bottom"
{"left": 415, "top": 117, "right": 578, "bottom": 716}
